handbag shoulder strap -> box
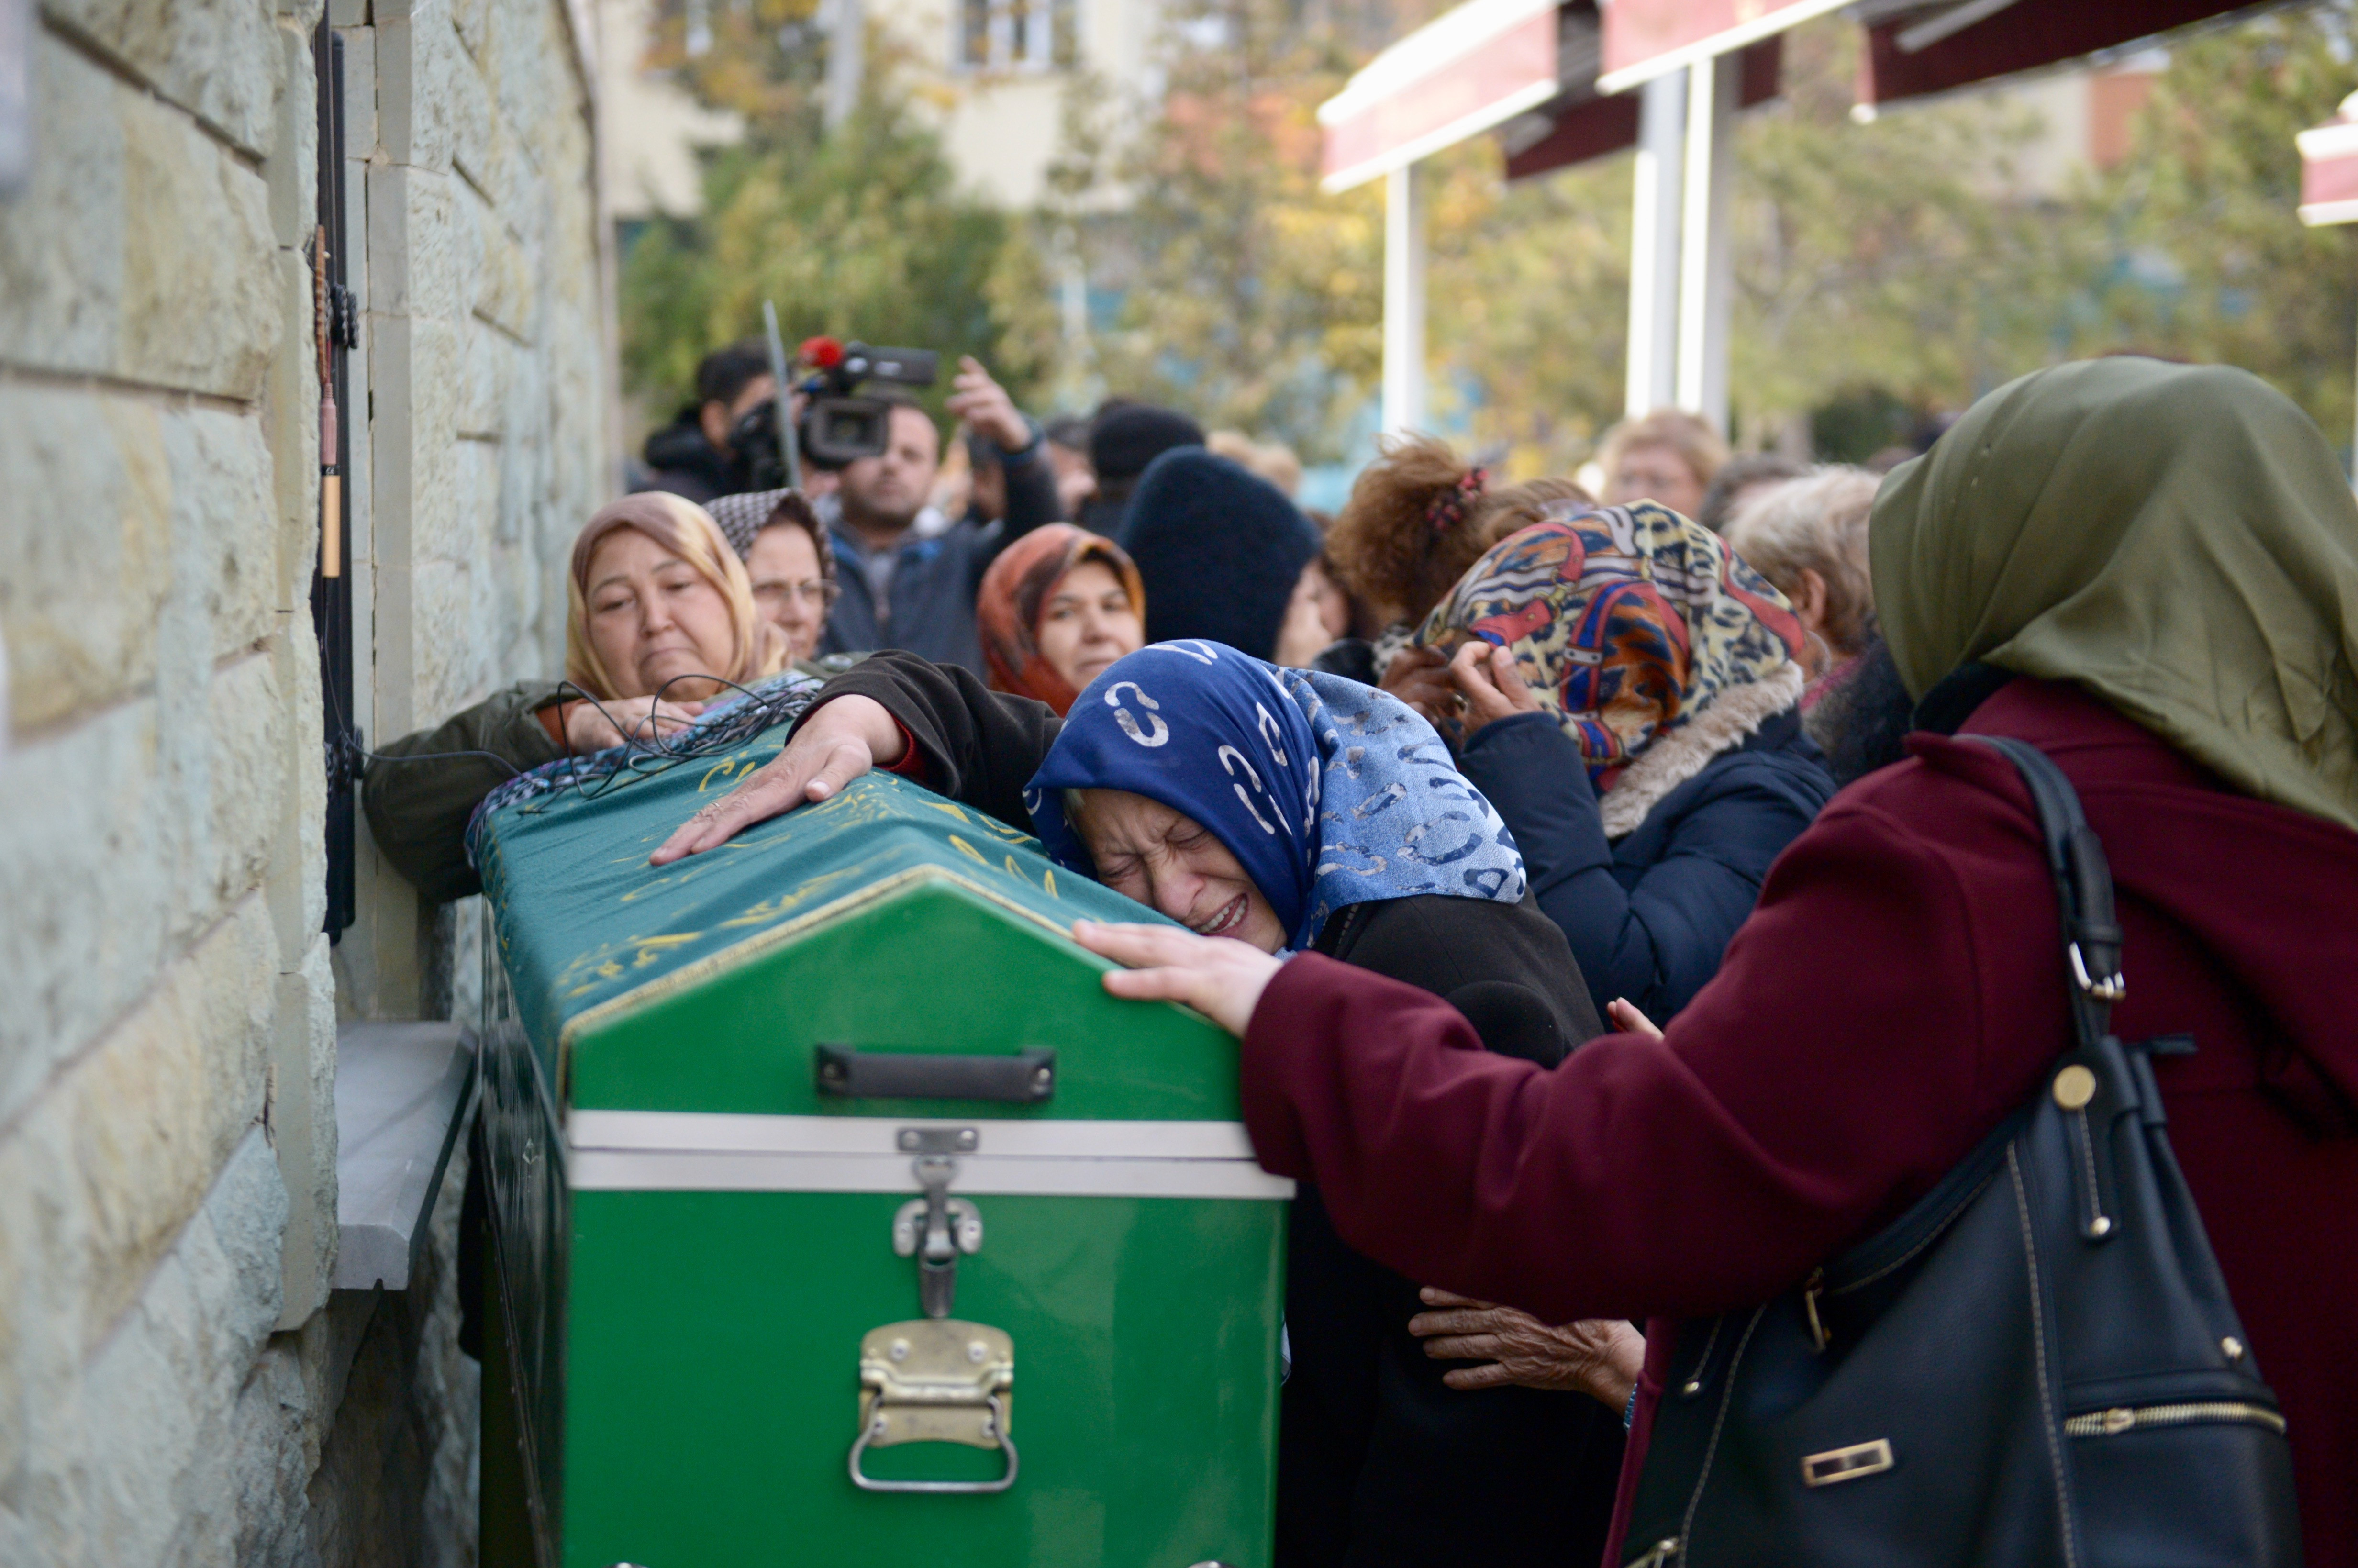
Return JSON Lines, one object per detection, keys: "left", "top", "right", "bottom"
{"left": 1961, "top": 735, "right": 2125, "bottom": 1050}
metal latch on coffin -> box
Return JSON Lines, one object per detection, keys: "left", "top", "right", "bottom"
{"left": 893, "top": 1139, "right": 982, "bottom": 1319}
{"left": 848, "top": 1320, "right": 1018, "bottom": 1494}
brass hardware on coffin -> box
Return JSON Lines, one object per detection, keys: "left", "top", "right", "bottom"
{"left": 849, "top": 1319, "right": 1018, "bottom": 1494}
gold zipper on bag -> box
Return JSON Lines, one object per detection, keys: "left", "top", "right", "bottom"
{"left": 2062, "top": 1401, "right": 2285, "bottom": 1438}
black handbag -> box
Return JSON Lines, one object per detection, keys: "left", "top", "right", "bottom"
{"left": 1621, "top": 736, "right": 2302, "bottom": 1567}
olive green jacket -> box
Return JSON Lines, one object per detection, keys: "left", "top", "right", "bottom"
{"left": 363, "top": 681, "right": 571, "bottom": 903}
{"left": 364, "top": 657, "right": 859, "bottom": 904}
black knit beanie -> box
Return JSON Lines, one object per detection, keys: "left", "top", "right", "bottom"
{"left": 1119, "top": 449, "right": 1320, "bottom": 660}
{"left": 1089, "top": 405, "right": 1206, "bottom": 485}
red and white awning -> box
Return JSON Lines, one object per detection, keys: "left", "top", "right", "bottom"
{"left": 1318, "top": 0, "right": 1563, "bottom": 192}
{"left": 1854, "top": 0, "right": 2243, "bottom": 110}
{"left": 1595, "top": 0, "right": 1850, "bottom": 93}
{"left": 2298, "top": 96, "right": 2358, "bottom": 228}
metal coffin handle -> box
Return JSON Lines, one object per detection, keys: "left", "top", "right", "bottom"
{"left": 849, "top": 1320, "right": 1018, "bottom": 1495}
{"left": 814, "top": 1045, "right": 1055, "bottom": 1103}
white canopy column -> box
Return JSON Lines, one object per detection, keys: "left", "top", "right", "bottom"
{"left": 1382, "top": 165, "right": 1429, "bottom": 435}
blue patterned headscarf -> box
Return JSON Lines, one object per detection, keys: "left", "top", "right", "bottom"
{"left": 1023, "top": 641, "right": 1528, "bottom": 951}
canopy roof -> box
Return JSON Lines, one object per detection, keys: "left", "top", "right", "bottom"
{"left": 1320, "top": 0, "right": 2256, "bottom": 187}
{"left": 1857, "top": 0, "right": 2256, "bottom": 109}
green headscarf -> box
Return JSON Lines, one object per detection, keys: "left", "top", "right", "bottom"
{"left": 1872, "top": 357, "right": 2358, "bottom": 833}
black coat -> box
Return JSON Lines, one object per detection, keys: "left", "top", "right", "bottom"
{"left": 811, "top": 653, "right": 1623, "bottom": 1568}
{"left": 1457, "top": 707, "right": 1835, "bottom": 1022}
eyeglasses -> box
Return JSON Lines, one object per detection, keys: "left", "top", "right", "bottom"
{"left": 754, "top": 579, "right": 838, "bottom": 609}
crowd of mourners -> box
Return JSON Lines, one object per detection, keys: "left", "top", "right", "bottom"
{"left": 365, "top": 342, "right": 2357, "bottom": 1568}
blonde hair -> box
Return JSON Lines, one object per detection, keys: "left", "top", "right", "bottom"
{"left": 565, "top": 492, "right": 787, "bottom": 700}
{"left": 1596, "top": 409, "right": 1729, "bottom": 507}
{"left": 1325, "top": 433, "right": 1592, "bottom": 625}
{"left": 1207, "top": 430, "right": 1304, "bottom": 498}
{"left": 1722, "top": 467, "right": 1880, "bottom": 656}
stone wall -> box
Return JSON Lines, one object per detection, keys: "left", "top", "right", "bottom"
{"left": 0, "top": 0, "right": 609, "bottom": 1559}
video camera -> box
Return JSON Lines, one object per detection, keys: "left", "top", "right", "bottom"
{"left": 729, "top": 336, "right": 939, "bottom": 488}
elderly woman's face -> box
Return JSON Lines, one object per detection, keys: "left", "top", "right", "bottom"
{"left": 746, "top": 522, "right": 828, "bottom": 663}
{"left": 1068, "top": 789, "right": 1288, "bottom": 954}
{"left": 1607, "top": 441, "right": 1706, "bottom": 520}
{"left": 1035, "top": 560, "right": 1144, "bottom": 694}
{"left": 583, "top": 526, "right": 738, "bottom": 701}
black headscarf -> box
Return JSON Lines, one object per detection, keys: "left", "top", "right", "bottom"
{"left": 1119, "top": 448, "right": 1320, "bottom": 660}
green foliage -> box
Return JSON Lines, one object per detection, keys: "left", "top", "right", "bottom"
{"left": 1425, "top": 148, "right": 1632, "bottom": 478}
{"left": 618, "top": 8, "right": 1041, "bottom": 427}
{"left": 2064, "top": 4, "right": 2358, "bottom": 448}
{"left": 1055, "top": 0, "right": 1387, "bottom": 461}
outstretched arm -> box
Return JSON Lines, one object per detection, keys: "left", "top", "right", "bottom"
{"left": 652, "top": 651, "right": 1062, "bottom": 861}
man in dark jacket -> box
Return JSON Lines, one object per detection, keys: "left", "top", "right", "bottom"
{"left": 634, "top": 340, "right": 776, "bottom": 503}
{"left": 817, "top": 356, "right": 1060, "bottom": 677}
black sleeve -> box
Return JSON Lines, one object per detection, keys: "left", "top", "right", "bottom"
{"left": 970, "top": 440, "right": 1064, "bottom": 579}
{"left": 363, "top": 681, "right": 569, "bottom": 902}
{"left": 1318, "top": 893, "right": 1605, "bottom": 1066}
{"left": 802, "top": 649, "right": 1063, "bottom": 834}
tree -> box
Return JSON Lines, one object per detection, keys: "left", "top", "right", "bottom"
{"left": 617, "top": 3, "right": 1042, "bottom": 424}
{"left": 2064, "top": 4, "right": 2358, "bottom": 448}
{"left": 1047, "top": 0, "right": 1387, "bottom": 461}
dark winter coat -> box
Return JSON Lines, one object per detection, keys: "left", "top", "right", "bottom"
{"left": 809, "top": 651, "right": 1624, "bottom": 1568}
{"left": 818, "top": 441, "right": 1061, "bottom": 678}
{"left": 635, "top": 417, "right": 741, "bottom": 505}
{"left": 1238, "top": 678, "right": 2358, "bottom": 1567}
{"left": 1457, "top": 704, "right": 1834, "bottom": 1022}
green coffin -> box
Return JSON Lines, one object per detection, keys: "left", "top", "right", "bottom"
{"left": 471, "top": 713, "right": 1289, "bottom": 1568}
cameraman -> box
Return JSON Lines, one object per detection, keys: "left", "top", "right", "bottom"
{"left": 635, "top": 340, "right": 776, "bottom": 504}
{"left": 817, "top": 355, "right": 1060, "bottom": 678}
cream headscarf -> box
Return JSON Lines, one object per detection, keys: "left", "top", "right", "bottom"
{"left": 1872, "top": 358, "right": 2358, "bottom": 833}
{"left": 564, "top": 492, "right": 787, "bottom": 701}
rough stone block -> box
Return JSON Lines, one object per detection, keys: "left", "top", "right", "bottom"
{"left": 374, "top": 0, "right": 461, "bottom": 174}
{"left": 70, "top": 894, "right": 278, "bottom": 1335}
{"left": 265, "top": 17, "right": 319, "bottom": 251}
{"left": 161, "top": 401, "right": 284, "bottom": 658}
{"left": 365, "top": 162, "right": 466, "bottom": 322}
{"left": 0, "top": 35, "right": 279, "bottom": 399}
{"left": 42, "top": 0, "right": 286, "bottom": 158}
{"left": 468, "top": 188, "right": 535, "bottom": 344}
{"left": 71, "top": 1126, "right": 289, "bottom": 1568}
{"left": 0, "top": 382, "right": 172, "bottom": 727}
{"left": 266, "top": 247, "right": 323, "bottom": 607}
{"left": 0, "top": 700, "right": 169, "bottom": 1118}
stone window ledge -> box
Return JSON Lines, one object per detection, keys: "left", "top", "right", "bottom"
{"left": 332, "top": 1021, "right": 478, "bottom": 1292}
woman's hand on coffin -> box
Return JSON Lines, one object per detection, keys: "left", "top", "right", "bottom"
{"left": 648, "top": 695, "right": 905, "bottom": 864}
{"left": 1070, "top": 919, "right": 1283, "bottom": 1037}
{"left": 1409, "top": 1289, "right": 1646, "bottom": 1409}
{"left": 1447, "top": 641, "right": 1543, "bottom": 741}
{"left": 564, "top": 694, "right": 706, "bottom": 756}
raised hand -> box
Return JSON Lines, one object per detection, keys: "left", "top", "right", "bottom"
{"left": 648, "top": 694, "right": 905, "bottom": 865}
{"left": 1446, "top": 640, "right": 1543, "bottom": 740}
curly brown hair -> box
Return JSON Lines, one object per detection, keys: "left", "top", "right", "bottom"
{"left": 1324, "top": 434, "right": 1593, "bottom": 625}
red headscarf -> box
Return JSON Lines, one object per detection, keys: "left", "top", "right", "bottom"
{"left": 976, "top": 525, "right": 1147, "bottom": 715}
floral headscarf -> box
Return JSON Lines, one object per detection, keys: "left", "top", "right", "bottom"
{"left": 1417, "top": 501, "right": 1805, "bottom": 793}
{"left": 565, "top": 492, "right": 786, "bottom": 701}
{"left": 977, "top": 524, "right": 1147, "bottom": 716}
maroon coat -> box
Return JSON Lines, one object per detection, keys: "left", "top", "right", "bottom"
{"left": 1240, "top": 678, "right": 2358, "bottom": 1565}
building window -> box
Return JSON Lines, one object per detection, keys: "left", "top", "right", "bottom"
{"left": 957, "top": 0, "right": 1077, "bottom": 71}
